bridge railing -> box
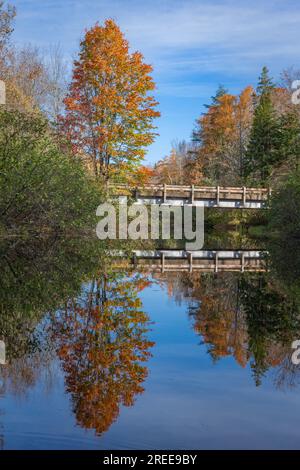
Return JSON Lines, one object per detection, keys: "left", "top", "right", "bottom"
{"left": 109, "top": 183, "right": 271, "bottom": 205}
{"left": 110, "top": 249, "right": 268, "bottom": 273}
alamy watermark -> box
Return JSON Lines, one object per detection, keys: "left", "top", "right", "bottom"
{"left": 96, "top": 197, "right": 204, "bottom": 250}
{"left": 291, "top": 80, "right": 300, "bottom": 105}
{"left": 291, "top": 340, "right": 300, "bottom": 365}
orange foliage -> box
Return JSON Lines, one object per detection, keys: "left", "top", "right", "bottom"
{"left": 60, "top": 19, "right": 160, "bottom": 182}
{"left": 192, "top": 86, "right": 254, "bottom": 184}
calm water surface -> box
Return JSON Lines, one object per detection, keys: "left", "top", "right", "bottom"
{"left": 1, "top": 237, "right": 300, "bottom": 449}
{"left": 0, "top": 262, "right": 300, "bottom": 449}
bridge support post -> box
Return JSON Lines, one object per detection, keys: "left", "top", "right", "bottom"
{"left": 216, "top": 186, "right": 220, "bottom": 206}
{"left": 243, "top": 187, "right": 246, "bottom": 206}
{"left": 188, "top": 252, "right": 193, "bottom": 273}
{"left": 241, "top": 253, "right": 245, "bottom": 273}
{"left": 268, "top": 187, "right": 272, "bottom": 202}
{"left": 215, "top": 252, "right": 219, "bottom": 273}
{"left": 133, "top": 253, "right": 137, "bottom": 268}
{"left": 161, "top": 252, "right": 165, "bottom": 273}
{"left": 163, "top": 184, "right": 167, "bottom": 203}
{"left": 191, "top": 185, "right": 195, "bottom": 204}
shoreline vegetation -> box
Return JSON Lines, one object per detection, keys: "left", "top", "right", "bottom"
{"left": 2, "top": 2, "right": 300, "bottom": 446}
{"left": 0, "top": 3, "right": 299, "bottom": 250}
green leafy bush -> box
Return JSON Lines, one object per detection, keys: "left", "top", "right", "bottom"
{"left": 0, "top": 109, "right": 102, "bottom": 236}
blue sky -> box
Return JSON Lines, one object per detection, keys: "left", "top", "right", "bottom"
{"left": 10, "top": 0, "right": 300, "bottom": 164}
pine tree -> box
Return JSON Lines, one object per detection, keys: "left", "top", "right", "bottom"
{"left": 277, "top": 112, "right": 300, "bottom": 172}
{"left": 204, "top": 84, "right": 228, "bottom": 109}
{"left": 256, "top": 66, "right": 275, "bottom": 96}
{"left": 244, "top": 68, "right": 280, "bottom": 182}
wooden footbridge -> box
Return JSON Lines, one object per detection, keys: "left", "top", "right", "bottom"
{"left": 112, "top": 250, "right": 267, "bottom": 273}
{"left": 110, "top": 184, "right": 271, "bottom": 209}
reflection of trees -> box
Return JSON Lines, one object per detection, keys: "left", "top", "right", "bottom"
{"left": 0, "top": 346, "right": 55, "bottom": 398}
{"left": 0, "top": 235, "right": 153, "bottom": 436}
{"left": 240, "top": 275, "right": 300, "bottom": 386}
{"left": 273, "top": 354, "right": 300, "bottom": 389}
{"left": 193, "top": 274, "right": 248, "bottom": 367}
{"left": 269, "top": 236, "right": 300, "bottom": 301}
{"left": 162, "top": 272, "right": 249, "bottom": 366}
{"left": 52, "top": 273, "right": 154, "bottom": 435}
{"left": 0, "top": 235, "right": 106, "bottom": 396}
{"left": 0, "top": 234, "right": 108, "bottom": 347}
{"left": 162, "top": 271, "right": 300, "bottom": 388}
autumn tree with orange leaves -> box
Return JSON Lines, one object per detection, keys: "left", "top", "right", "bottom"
{"left": 61, "top": 19, "right": 160, "bottom": 183}
{"left": 191, "top": 86, "right": 254, "bottom": 185}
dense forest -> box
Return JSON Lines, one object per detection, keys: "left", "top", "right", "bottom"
{"left": 0, "top": 4, "right": 160, "bottom": 237}
{"left": 1, "top": 1, "right": 300, "bottom": 242}
{"left": 153, "top": 69, "right": 300, "bottom": 188}
{"left": 2, "top": 2, "right": 300, "bottom": 438}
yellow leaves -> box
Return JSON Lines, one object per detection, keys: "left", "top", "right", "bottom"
{"left": 62, "top": 19, "right": 160, "bottom": 180}
{"left": 192, "top": 85, "right": 255, "bottom": 184}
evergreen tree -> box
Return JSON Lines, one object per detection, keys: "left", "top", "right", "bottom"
{"left": 204, "top": 84, "right": 228, "bottom": 109}
{"left": 244, "top": 67, "right": 279, "bottom": 182}
{"left": 256, "top": 66, "right": 275, "bottom": 96}
{"left": 277, "top": 111, "right": 300, "bottom": 172}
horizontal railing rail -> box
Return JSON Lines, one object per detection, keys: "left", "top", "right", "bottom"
{"left": 109, "top": 184, "right": 271, "bottom": 208}
{"left": 110, "top": 250, "right": 268, "bottom": 273}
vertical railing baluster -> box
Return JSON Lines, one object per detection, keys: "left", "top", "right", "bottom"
{"left": 188, "top": 252, "right": 193, "bottom": 273}
{"left": 243, "top": 186, "right": 246, "bottom": 206}
{"left": 241, "top": 253, "right": 245, "bottom": 273}
{"left": 215, "top": 252, "right": 219, "bottom": 273}
{"left": 191, "top": 184, "right": 194, "bottom": 204}
{"left": 161, "top": 252, "right": 165, "bottom": 273}
{"left": 163, "top": 184, "right": 167, "bottom": 203}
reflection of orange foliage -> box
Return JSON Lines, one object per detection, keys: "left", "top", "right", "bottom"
{"left": 193, "top": 287, "right": 249, "bottom": 367}
{"left": 162, "top": 272, "right": 295, "bottom": 378}
{"left": 161, "top": 272, "right": 249, "bottom": 366}
{"left": 53, "top": 274, "right": 154, "bottom": 435}
{"left": 134, "top": 277, "right": 152, "bottom": 292}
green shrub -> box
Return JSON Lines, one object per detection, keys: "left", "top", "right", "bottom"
{"left": 0, "top": 109, "right": 102, "bottom": 236}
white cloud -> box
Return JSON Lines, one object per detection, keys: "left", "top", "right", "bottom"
{"left": 12, "top": 0, "right": 300, "bottom": 95}
{"left": 120, "top": 0, "right": 300, "bottom": 77}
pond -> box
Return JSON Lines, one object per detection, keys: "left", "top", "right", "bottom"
{"left": 1, "top": 235, "right": 300, "bottom": 450}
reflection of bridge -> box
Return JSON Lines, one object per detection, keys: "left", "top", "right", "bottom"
{"left": 110, "top": 184, "right": 271, "bottom": 209}
{"left": 0, "top": 340, "right": 5, "bottom": 365}
{"left": 112, "top": 250, "right": 267, "bottom": 273}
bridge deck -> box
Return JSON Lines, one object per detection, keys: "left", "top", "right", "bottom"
{"left": 110, "top": 184, "right": 271, "bottom": 209}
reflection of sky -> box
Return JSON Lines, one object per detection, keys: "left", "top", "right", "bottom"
{"left": 10, "top": 0, "right": 300, "bottom": 164}
{"left": 1, "top": 281, "right": 300, "bottom": 449}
